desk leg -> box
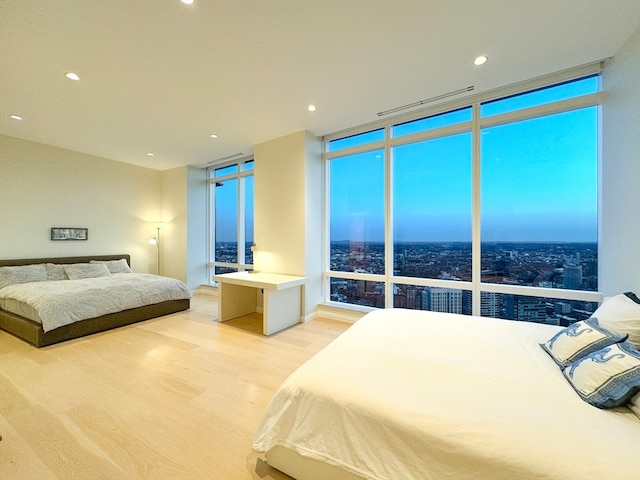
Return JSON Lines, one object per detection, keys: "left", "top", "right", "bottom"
{"left": 263, "top": 286, "right": 301, "bottom": 335}
{"left": 218, "top": 283, "right": 257, "bottom": 322}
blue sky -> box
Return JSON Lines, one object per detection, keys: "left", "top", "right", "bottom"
{"left": 330, "top": 76, "right": 598, "bottom": 243}
{"left": 215, "top": 77, "right": 599, "bottom": 245}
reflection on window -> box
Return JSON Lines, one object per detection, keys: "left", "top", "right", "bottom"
{"left": 393, "top": 133, "right": 472, "bottom": 280}
{"left": 481, "top": 107, "right": 598, "bottom": 291}
{"left": 480, "top": 293, "right": 598, "bottom": 326}
{"left": 215, "top": 265, "right": 237, "bottom": 275}
{"left": 325, "top": 74, "right": 600, "bottom": 315}
{"left": 394, "top": 284, "right": 470, "bottom": 315}
{"left": 330, "top": 278, "right": 385, "bottom": 308}
{"left": 245, "top": 174, "right": 254, "bottom": 265}
{"left": 211, "top": 164, "right": 238, "bottom": 178}
{"left": 215, "top": 178, "right": 238, "bottom": 264}
{"left": 327, "top": 129, "right": 385, "bottom": 152}
{"left": 209, "top": 159, "right": 254, "bottom": 280}
{"left": 392, "top": 107, "right": 471, "bottom": 137}
{"left": 480, "top": 75, "right": 598, "bottom": 117}
{"left": 330, "top": 150, "right": 385, "bottom": 274}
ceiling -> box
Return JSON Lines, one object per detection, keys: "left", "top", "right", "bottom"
{"left": 1, "top": 0, "right": 639, "bottom": 171}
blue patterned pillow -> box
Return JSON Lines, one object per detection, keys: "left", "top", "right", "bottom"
{"left": 563, "top": 342, "right": 640, "bottom": 408}
{"left": 540, "top": 318, "right": 627, "bottom": 369}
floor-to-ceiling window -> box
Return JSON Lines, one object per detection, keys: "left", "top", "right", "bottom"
{"left": 325, "top": 69, "right": 602, "bottom": 324}
{"left": 208, "top": 159, "right": 254, "bottom": 282}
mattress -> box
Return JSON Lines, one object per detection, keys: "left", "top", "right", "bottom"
{"left": 0, "top": 273, "right": 191, "bottom": 332}
{"left": 253, "top": 308, "right": 640, "bottom": 480}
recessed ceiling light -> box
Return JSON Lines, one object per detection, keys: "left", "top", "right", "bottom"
{"left": 147, "top": 152, "right": 155, "bottom": 157}
{"left": 210, "top": 134, "right": 218, "bottom": 139}
{"left": 65, "top": 72, "right": 80, "bottom": 81}
{"left": 181, "top": 0, "right": 194, "bottom": 4}
{"left": 307, "top": 104, "right": 317, "bottom": 112}
{"left": 9, "top": 114, "right": 23, "bottom": 120}
{"left": 473, "top": 55, "right": 488, "bottom": 66}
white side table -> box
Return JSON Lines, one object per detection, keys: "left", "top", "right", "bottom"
{"left": 213, "top": 272, "right": 307, "bottom": 335}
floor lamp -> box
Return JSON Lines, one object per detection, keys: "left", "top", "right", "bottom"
{"left": 148, "top": 223, "right": 163, "bottom": 275}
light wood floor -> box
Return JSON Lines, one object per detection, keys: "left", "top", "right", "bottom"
{"left": 0, "top": 294, "right": 351, "bottom": 480}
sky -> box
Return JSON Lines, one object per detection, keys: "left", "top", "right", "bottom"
{"left": 330, "top": 76, "right": 599, "bottom": 243}
{"left": 214, "top": 76, "right": 599, "bottom": 246}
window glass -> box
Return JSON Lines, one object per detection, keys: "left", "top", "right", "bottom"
{"left": 393, "top": 284, "right": 471, "bottom": 314}
{"left": 325, "top": 75, "right": 600, "bottom": 314}
{"left": 330, "top": 150, "right": 385, "bottom": 274}
{"left": 481, "top": 293, "right": 598, "bottom": 325}
{"left": 481, "top": 107, "right": 598, "bottom": 291}
{"left": 213, "top": 164, "right": 238, "bottom": 177}
{"left": 214, "top": 178, "right": 238, "bottom": 264}
{"left": 480, "top": 75, "right": 598, "bottom": 117}
{"left": 330, "top": 278, "right": 385, "bottom": 308}
{"left": 215, "top": 265, "right": 237, "bottom": 275}
{"left": 392, "top": 107, "right": 471, "bottom": 137}
{"left": 244, "top": 160, "right": 254, "bottom": 171}
{"left": 393, "top": 133, "right": 472, "bottom": 280}
{"left": 244, "top": 175, "right": 254, "bottom": 265}
{"left": 327, "top": 129, "right": 385, "bottom": 152}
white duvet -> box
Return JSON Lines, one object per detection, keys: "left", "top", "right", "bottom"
{"left": 253, "top": 308, "right": 640, "bottom": 480}
{"left": 0, "top": 273, "right": 191, "bottom": 332}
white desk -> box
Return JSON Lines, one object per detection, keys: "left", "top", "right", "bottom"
{"left": 214, "top": 272, "right": 307, "bottom": 336}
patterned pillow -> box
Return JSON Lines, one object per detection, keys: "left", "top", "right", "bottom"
{"left": 591, "top": 292, "right": 640, "bottom": 348}
{"left": 64, "top": 263, "right": 111, "bottom": 280}
{"left": 563, "top": 342, "right": 640, "bottom": 408}
{"left": 90, "top": 258, "right": 132, "bottom": 274}
{"left": 540, "top": 317, "right": 627, "bottom": 369}
{"left": 0, "top": 264, "right": 48, "bottom": 290}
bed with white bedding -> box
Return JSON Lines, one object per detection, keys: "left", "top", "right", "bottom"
{"left": 0, "top": 255, "right": 191, "bottom": 347}
{"left": 253, "top": 301, "right": 640, "bottom": 480}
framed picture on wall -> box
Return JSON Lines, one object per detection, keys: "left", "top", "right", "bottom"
{"left": 51, "top": 227, "right": 88, "bottom": 241}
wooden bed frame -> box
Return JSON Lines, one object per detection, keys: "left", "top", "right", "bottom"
{"left": 0, "top": 254, "right": 190, "bottom": 347}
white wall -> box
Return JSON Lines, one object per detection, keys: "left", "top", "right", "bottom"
{"left": 158, "top": 165, "right": 208, "bottom": 289}
{"left": 254, "top": 131, "right": 308, "bottom": 276}
{"left": 185, "top": 166, "right": 209, "bottom": 289}
{"left": 0, "top": 135, "right": 162, "bottom": 273}
{"left": 601, "top": 27, "right": 640, "bottom": 296}
{"left": 161, "top": 166, "right": 188, "bottom": 281}
{"left": 254, "top": 130, "right": 323, "bottom": 317}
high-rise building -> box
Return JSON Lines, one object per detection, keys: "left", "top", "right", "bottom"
{"left": 424, "top": 287, "right": 462, "bottom": 314}
{"left": 481, "top": 292, "right": 502, "bottom": 318}
{"left": 504, "top": 295, "right": 547, "bottom": 323}
{"left": 406, "top": 288, "right": 421, "bottom": 310}
{"left": 563, "top": 263, "right": 583, "bottom": 289}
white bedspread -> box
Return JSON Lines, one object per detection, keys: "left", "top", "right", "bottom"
{"left": 253, "top": 308, "right": 640, "bottom": 480}
{"left": 0, "top": 273, "right": 191, "bottom": 332}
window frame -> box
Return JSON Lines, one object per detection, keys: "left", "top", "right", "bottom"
{"left": 207, "top": 157, "right": 255, "bottom": 283}
{"left": 324, "top": 65, "right": 604, "bottom": 318}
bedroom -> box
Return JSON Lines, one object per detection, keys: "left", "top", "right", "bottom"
{"left": 1, "top": 1, "right": 640, "bottom": 479}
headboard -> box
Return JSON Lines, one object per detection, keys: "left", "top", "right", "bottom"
{"left": 0, "top": 254, "right": 131, "bottom": 267}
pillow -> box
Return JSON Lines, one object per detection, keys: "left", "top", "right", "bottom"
{"left": 64, "top": 263, "right": 111, "bottom": 280}
{"left": 591, "top": 292, "right": 640, "bottom": 348}
{"left": 540, "top": 317, "right": 627, "bottom": 369}
{"left": 0, "top": 264, "right": 48, "bottom": 289}
{"left": 90, "top": 258, "right": 132, "bottom": 274}
{"left": 563, "top": 342, "right": 640, "bottom": 408}
{"left": 45, "top": 263, "right": 68, "bottom": 281}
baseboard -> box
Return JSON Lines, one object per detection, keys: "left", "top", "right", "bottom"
{"left": 194, "top": 285, "right": 218, "bottom": 297}
{"left": 312, "top": 304, "right": 367, "bottom": 324}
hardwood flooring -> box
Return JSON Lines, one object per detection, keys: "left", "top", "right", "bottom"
{"left": 0, "top": 294, "right": 351, "bottom": 480}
